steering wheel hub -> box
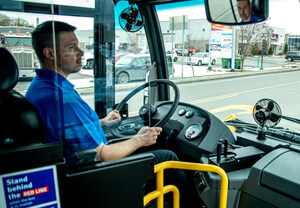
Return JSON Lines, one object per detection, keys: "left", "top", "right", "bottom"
{"left": 139, "top": 104, "right": 157, "bottom": 120}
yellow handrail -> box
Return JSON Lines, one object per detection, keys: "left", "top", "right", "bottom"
{"left": 144, "top": 161, "right": 228, "bottom": 208}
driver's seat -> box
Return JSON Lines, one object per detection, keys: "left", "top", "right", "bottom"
{"left": 251, "top": 0, "right": 266, "bottom": 19}
{"left": 0, "top": 47, "right": 44, "bottom": 148}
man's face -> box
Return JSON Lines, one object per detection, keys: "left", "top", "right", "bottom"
{"left": 56, "top": 31, "right": 84, "bottom": 77}
{"left": 237, "top": 1, "right": 251, "bottom": 22}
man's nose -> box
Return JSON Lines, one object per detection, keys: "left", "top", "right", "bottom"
{"left": 241, "top": 8, "right": 245, "bottom": 14}
{"left": 78, "top": 48, "right": 84, "bottom": 56}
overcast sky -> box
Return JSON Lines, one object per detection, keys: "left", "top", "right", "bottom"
{"left": 267, "top": 0, "right": 300, "bottom": 34}
{"left": 1, "top": 0, "right": 299, "bottom": 34}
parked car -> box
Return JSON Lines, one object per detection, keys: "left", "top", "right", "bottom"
{"left": 166, "top": 50, "right": 178, "bottom": 62}
{"left": 184, "top": 52, "right": 217, "bottom": 66}
{"left": 115, "top": 53, "right": 128, "bottom": 63}
{"left": 82, "top": 50, "right": 94, "bottom": 69}
{"left": 187, "top": 47, "right": 200, "bottom": 56}
{"left": 285, "top": 51, "right": 300, "bottom": 62}
{"left": 175, "top": 48, "right": 189, "bottom": 56}
{"left": 115, "top": 54, "right": 151, "bottom": 84}
{"left": 175, "top": 47, "right": 200, "bottom": 56}
{"left": 82, "top": 50, "right": 129, "bottom": 69}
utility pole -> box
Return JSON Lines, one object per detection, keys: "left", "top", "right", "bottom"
{"left": 231, "top": 26, "right": 236, "bottom": 72}
{"left": 260, "top": 34, "right": 266, "bottom": 70}
{"left": 208, "top": 23, "right": 212, "bottom": 71}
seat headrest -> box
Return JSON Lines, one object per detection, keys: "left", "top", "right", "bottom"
{"left": 0, "top": 47, "right": 19, "bottom": 93}
{"left": 251, "top": 0, "right": 264, "bottom": 19}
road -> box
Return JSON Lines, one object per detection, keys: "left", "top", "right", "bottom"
{"left": 174, "top": 70, "right": 300, "bottom": 130}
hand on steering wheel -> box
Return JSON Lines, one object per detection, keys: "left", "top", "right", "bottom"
{"left": 111, "top": 79, "right": 180, "bottom": 138}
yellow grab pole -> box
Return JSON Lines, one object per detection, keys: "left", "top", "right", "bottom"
{"left": 144, "top": 161, "right": 228, "bottom": 208}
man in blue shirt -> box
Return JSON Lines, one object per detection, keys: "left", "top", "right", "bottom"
{"left": 25, "top": 21, "right": 170, "bottom": 165}
{"left": 237, "top": 0, "right": 260, "bottom": 23}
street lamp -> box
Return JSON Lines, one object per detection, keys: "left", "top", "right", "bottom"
{"left": 260, "top": 33, "right": 266, "bottom": 70}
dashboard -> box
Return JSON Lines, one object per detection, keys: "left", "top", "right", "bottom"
{"left": 155, "top": 101, "right": 236, "bottom": 160}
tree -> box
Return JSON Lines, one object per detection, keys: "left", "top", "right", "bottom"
{"left": 0, "top": 13, "right": 33, "bottom": 27}
{"left": 268, "top": 46, "right": 273, "bottom": 56}
{"left": 238, "top": 22, "right": 273, "bottom": 71}
{"left": 0, "top": 14, "right": 12, "bottom": 26}
{"left": 284, "top": 43, "right": 289, "bottom": 54}
{"left": 251, "top": 42, "right": 260, "bottom": 55}
{"left": 126, "top": 33, "right": 143, "bottom": 53}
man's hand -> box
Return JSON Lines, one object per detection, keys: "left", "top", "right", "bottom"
{"left": 95, "top": 126, "right": 162, "bottom": 162}
{"left": 136, "top": 126, "right": 163, "bottom": 147}
{"left": 100, "top": 109, "right": 121, "bottom": 127}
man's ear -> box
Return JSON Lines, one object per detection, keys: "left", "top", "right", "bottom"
{"left": 43, "top": 47, "right": 55, "bottom": 61}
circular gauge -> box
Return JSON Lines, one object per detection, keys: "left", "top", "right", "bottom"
{"left": 185, "top": 124, "right": 203, "bottom": 140}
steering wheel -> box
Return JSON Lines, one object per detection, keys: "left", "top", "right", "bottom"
{"left": 111, "top": 79, "right": 180, "bottom": 138}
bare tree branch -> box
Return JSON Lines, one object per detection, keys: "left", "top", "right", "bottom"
{"left": 238, "top": 21, "right": 273, "bottom": 71}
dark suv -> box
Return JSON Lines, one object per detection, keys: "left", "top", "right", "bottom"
{"left": 285, "top": 51, "right": 300, "bottom": 62}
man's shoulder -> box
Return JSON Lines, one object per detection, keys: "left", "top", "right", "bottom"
{"left": 25, "top": 76, "right": 57, "bottom": 103}
{"left": 251, "top": 13, "right": 260, "bottom": 21}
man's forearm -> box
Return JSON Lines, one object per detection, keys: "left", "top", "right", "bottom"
{"left": 95, "top": 136, "right": 143, "bottom": 162}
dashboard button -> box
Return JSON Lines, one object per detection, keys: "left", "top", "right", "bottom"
{"left": 185, "top": 111, "right": 194, "bottom": 118}
{"left": 178, "top": 108, "right": 186, "bottom": 116}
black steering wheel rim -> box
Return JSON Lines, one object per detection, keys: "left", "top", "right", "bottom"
{"left": 112, "top": 79, "right": 180, "bottom": 138}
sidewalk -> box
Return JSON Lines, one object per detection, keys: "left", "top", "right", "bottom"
{"left": 74, "top": 64, "right": 300, "bottom": 92}
{"left": 169, "top": 64, "right": 300, "bottom": 85}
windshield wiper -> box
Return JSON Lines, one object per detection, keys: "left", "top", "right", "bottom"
{"left": 225, "top": 119, "right": 300, "bottom": 145}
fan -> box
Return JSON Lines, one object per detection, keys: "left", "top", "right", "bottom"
{"left": 119, "top": 5, "right": 143, "bottom": 33}
{"left": 253, "top": 98, "right": 282, "bottom": 128}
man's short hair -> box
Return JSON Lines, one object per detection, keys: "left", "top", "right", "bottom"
{"left": 237, "top": 0, "right": 250, "bottom": 4}
{"left": 31, "top": 21, "right": 76, "bottom": 64}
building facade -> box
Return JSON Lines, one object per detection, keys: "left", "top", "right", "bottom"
{"left": 76, "top": 18, "right": 286, "bottom": 57}
{"left": 288, "top": 35, "right": 300, "bottom": 51}
{"left": 271, "top": 27, "right": 285, "bottom": 55}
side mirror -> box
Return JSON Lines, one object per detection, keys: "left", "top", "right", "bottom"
{"left": 204, "top": 0, "right": 269, "bottom": 25}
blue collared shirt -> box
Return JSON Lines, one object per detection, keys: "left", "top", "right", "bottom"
{"left": 240, "top": 12, "right": 260, "bottom": 23}
{"left": 25, "top": 69, "right": 107, "bottom": 164}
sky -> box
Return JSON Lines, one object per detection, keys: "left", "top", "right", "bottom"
{"left": 1, "top": 0, "right": 300, "bottom": 34}
{"left": 267, "top": 0, "right": 300, "bottom": 34}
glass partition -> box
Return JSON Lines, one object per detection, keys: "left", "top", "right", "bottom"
{"left": 1, "top": 0, "right": 151, "bottom": 165}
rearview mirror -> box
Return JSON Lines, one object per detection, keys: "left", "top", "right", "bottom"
{"left": 204, "top": 0, "right": 269, "bottom": 25}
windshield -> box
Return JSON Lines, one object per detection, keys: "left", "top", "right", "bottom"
{"left": 156, "top": 0, "right": 300, "bottom": 134}
{"left": 5, "top": 37, "right": 32, "bottom": 46}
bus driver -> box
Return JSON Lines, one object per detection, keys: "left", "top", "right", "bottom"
{"left": 24, "top": 20, "right": 203, "bottom": 208}
{"left": 25, "top": 20, "right": 179, "bottom": 166}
